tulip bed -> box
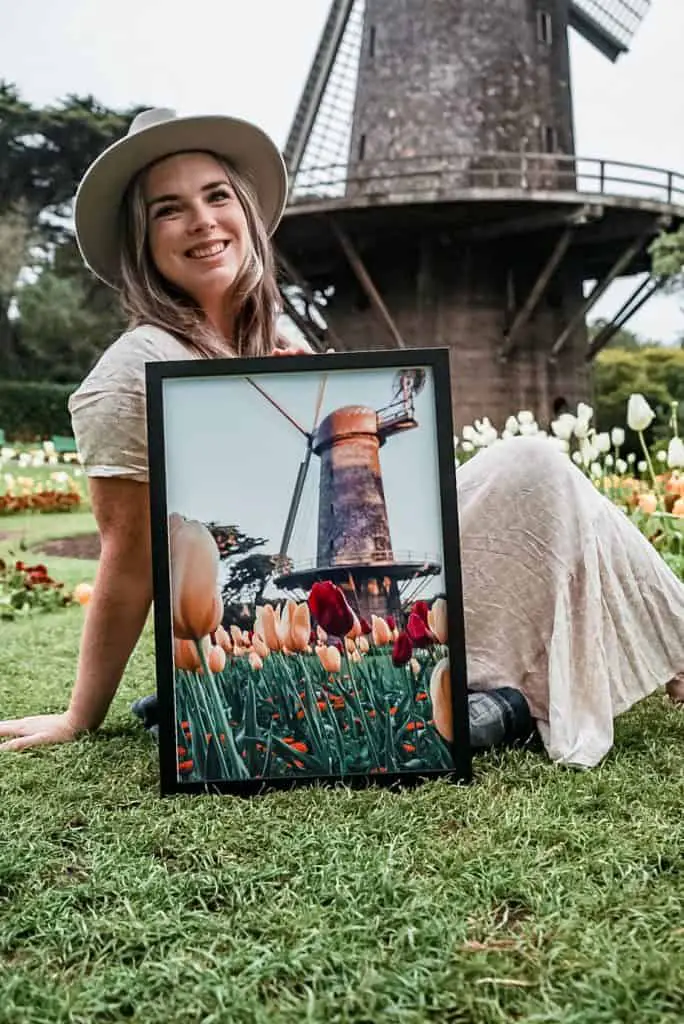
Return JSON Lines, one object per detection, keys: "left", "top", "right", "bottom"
{"left": 174, "top": 642, "right": 453, "bottom": 784}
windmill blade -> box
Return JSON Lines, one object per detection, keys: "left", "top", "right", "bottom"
{"left": 278, "top": 441, "right": 316, "bottom": 560}
{"left": 569, "top": 0, "right": 652, "bottom": 62}
{"left": 245, "top": 377, "right": 310, "bottom": 438}
{"left": 278, "top": 374, "right": 329, "bottom": 561}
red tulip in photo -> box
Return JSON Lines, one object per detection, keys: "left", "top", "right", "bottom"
{"left": 392, "top": 631, "right": 413, "bottom": 667}
{"left": 307, "top": 580, "right": 355, "bottom": 637}
{"left": 407, "top": 611, "right": 434, "bottom": 648}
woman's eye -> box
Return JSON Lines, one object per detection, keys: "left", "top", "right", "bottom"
{"left": 209, "top": 189, "right": 231, "bottom": 203}
{"left": 153, "top": 204, "right": 178, "bottom": 219}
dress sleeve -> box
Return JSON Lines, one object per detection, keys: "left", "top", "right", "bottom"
{"left": 68, "top": 330, "right": 157, "bottom": 483}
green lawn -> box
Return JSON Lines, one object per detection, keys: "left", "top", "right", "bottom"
{"left": 0, "top": 515, "right": 683, "bottom": 1022}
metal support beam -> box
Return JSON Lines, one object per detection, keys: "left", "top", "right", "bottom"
{"left": 281, "top": 291, "right": 327, "bottom": 352}
{"left": 499, "top": 226, "right": 575, "bottom": 360}
{"left": 327, "top": 217, "right": 407, "bottom": 349}
{"left": 548, "top": 226, "right": 654, "bottom": 362}
{"left": 275, "top": 246, "right": 346, "bottom": 351}
{"left": 585, "top": 276, "right": 662, "bottom": 360}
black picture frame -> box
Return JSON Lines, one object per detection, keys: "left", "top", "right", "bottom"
{"left": 146, "top": 347, "right": 471, "bottom": 796}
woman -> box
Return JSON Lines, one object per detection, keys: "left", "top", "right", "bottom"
{"left": 0, "top": 108, "right": 681, "bottom": 765}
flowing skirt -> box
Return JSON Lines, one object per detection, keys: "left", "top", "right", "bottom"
{"left": 456, "top": 437, "right": 684, "bottom": 767}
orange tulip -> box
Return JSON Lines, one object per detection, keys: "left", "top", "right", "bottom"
{"left": 290, "top": 602, "right": 311, "bottom": 652}
{"left": 316, "top": 644, "right": 341, "bottom": 673}
{"left": 345, "top": 637, "right": 357, "bottom": 654}
{"left": 252, "top": 633, "right": 270, "bottom": 660}
{"left": 215, "top": 624, "right": 233, "bottom": 654}
{"left": 673, "top": 498, "right": 684, "bottom": 517}
{"left": 638, "top": 493, "right": 658, "bottom": 515}
{"left": 174, "top": 636, "right": 210, "bottom": 672}
{"left": 255, "top": 604, "right": 280, "bottom": 651}
{"left": 427, "top": 598, "right": 448, "bottom": 645}
{"left": 429, "top": 657, "right": 453, "bottom": 742}
{"left": 371, "top": 614, "right": 392, "bottom": 646}
{"left": 169, "top": 513, "right": 222, "bottom": 640}
{"left": 73, "top": 582, "right": 93, "bottom": 606}
{"left": 347, "top": 614, "right": 362, "bottom": 640}
{"left": 248, "top": 651, "right": 263, "bottom": 671}
{"left": 358, "top": 636, "right": 369, "bottom": 654}
{"left": 208, "top": 645, "right": 226, "bottom": 673}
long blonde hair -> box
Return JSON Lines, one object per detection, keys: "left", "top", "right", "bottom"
{"left": 118, "top": 153, "right": 281, "bottom": 357}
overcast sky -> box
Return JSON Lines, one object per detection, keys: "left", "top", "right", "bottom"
{"left": 2, "top": 0, "right": 683, "bottom": 341}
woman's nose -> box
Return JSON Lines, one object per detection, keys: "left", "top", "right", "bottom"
{"left": 187, "top": 202, "right": 217, "bottom": 233}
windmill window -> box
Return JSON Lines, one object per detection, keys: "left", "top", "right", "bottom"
{"left": 358, "top": 133, "right": 367, "bottom": 161}
{"left": 537, "top": 10, "right": 553, "bottom": 45}
{"left": 369, "top": 25, "right": 376, "bottom": 58}
{"left": 542, "top": 125, "right": 558, "bottom": 152}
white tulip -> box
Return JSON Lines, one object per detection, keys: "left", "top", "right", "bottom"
{"left": 505, "top": 416, "right": 520, "bottom": 435}
{"left": 571, "top": 451, "right": 583, "bottom": 466}
{"left": 517, "top": 410, "right": 535, "bottom": 426}
{"left": 462, "top": 425, "right": 477, "bottom": 443}
{"left": 657, "top": 450, "right": 667, "bottom": 463}
{"left": 551, "top": 413, "right": 576, "bottom": 441}
{"left": 573, "top": 419, "right": 591, "bottom": 440}
{"left": 637, "top": 460, "right": 647, "bottom": 473}
{"left": 461, "top": 440, "right": 474, "bottom": 452}
{"left": 576, "top": 402, "right": 594, "bottom": 424}
{"left": 501, "top": 429, "right": 515, "bottom": 441}
{"left": 580, "top": 439, "right": 599, "bottom": 466}
{"left": 519, "top": 422, "right": 539, "bottom": 437}
{"left": 550, "top": 438, "right": 570, "bottom": 453}
{"left": 616, "top": 458, "right": 628, "bottom": 474}
{"left": 590, "top": 462, "right": 603, "bottom": 478}
{"left": 611, "top": 428, "right": 625, "bottom": 448}
{"left": 595, "top": 432, "right": 611, "bottom": 454}
{"left": 626, "top": 393, "right": 655, "bottom": 432}
{"left": 604, "top": 454, "right": 614, "bottom": 468}
{"left": 627, "top": 453, "right": 636, "bottom": 465}
{"left": 667, "top": 437, "right": 684, "bottom": 469}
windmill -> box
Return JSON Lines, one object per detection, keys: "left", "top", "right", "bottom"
{"left": 246, "top": 368, "right": 441, "bottom": 620}
{"left": 274, "top": 0, "right": 684, "bottom": 429}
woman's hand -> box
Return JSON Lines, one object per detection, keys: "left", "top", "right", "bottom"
{"left": 0, "top": 712, "right": 83, "bottom": 752}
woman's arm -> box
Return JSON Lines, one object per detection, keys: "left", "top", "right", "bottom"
{"left": 0, "top": 477, "right": 153, "bottom": 751}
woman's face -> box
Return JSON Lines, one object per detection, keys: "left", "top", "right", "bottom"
{"left": 143, "top": 151, "right": 251, "bottom": 311}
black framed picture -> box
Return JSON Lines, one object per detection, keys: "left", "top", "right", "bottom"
{"left": 146, "top": 348, "right": 471, "bottom": 796}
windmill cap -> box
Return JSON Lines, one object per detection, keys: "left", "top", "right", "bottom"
{"left": 74, "top": 107, "right": 289, "bottom": 289}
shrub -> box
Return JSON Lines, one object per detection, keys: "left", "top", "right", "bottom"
{"left": 0, "top": 381, "right": 76, "bottom": 441}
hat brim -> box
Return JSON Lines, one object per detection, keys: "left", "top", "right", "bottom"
{"left": 74, "top": 114, "right": 289, "bottom": 289}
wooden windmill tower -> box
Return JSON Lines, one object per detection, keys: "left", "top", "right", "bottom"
{"left": 274, "top": 0, "right": 684, "bottom": 429}
{"left": 247, "top": 369, "right": 441, "bottom": 620}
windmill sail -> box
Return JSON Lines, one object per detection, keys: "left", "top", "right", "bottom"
{"left": 569, "top": 0, "right": 652, "bottom": 61}
{"left": 285, "top": 0, "right": 365, "bottom": 197}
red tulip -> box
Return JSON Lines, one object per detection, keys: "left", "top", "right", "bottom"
{"left": 359, "top": 617, "right": 371, "bottom": 635}
{"left": 406, "top": 611, "right": 434, "bottom": 648}
{"left": 392, "top": 631, "right": 413, "bottom": 666}
{"left": 411, "top": 601, "right": 430, "bottom": 625}
{"left": 386, "top": 614, "right": 396, "bottom": 631}
{"left": 307, "top": 581, "right": 355, "bottom": 637}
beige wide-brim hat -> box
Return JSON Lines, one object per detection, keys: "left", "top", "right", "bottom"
{"left": 74, "top": 107, "right": 289, "bottom": 289}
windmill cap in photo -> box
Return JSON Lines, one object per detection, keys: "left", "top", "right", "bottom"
{"left": 74, "top": 107, "right": 289, "bottom": 289}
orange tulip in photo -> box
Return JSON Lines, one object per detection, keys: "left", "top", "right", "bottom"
{"left": 169, "top": 513, "right": 222, "bottom": 640}
{"left": 429, "top": 657, "right": 453, "bottom": 742}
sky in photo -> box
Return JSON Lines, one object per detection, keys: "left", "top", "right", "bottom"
{"left": 2, "top": 0, "right": 684, "bottom": 342}
{"left": 161, "top": 363, "right": 447, "bottom": 597}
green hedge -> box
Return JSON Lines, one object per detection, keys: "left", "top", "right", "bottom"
{"left": 0, "top": 381, "right": 76, "bottom": 442}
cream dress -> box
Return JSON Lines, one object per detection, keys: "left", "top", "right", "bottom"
{"left": 70, "top": 325, "right": 684, "bottom": 768}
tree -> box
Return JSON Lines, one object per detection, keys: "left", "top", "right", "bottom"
{"left": 593, "top": 347, "right": 684, "bottom": 444}
{"left": 206, "top": 523, "right": 279, "bottom": 627}
{"left": 588, "top": 318, "right": 647, "bottom": 351}
{"left": 651, "top": 226, "right": 684, "bottom": 293}
{"left": 0, "top": 83, "right": 146, "bottom": 369}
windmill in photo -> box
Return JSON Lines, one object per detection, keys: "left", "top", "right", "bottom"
{"left": 274, "top": 0, "right": 684, "bottom": 428}
{"left": 246, "top": 368, "right": 441, "bottom": 620}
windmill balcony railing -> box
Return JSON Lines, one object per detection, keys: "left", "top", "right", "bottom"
{"left": 289, "top": 150, "right": 684, "bottom": 208}
{"left": 277, "top": 550, "right": 442, "bottom": 573}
